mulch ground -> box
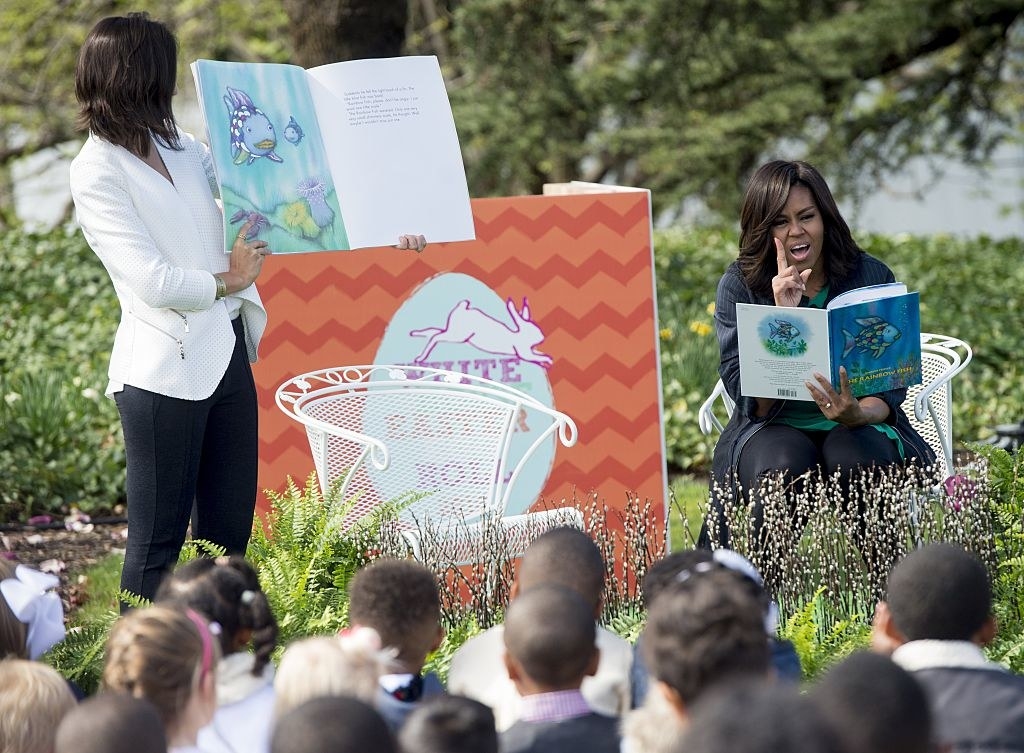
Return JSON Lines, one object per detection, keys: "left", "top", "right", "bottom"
{"left": 1, "top": 521, "right": 127, "bottom": 614}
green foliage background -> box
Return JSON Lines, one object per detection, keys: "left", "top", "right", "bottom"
{"left": 1, "top": 226, "right": 1022, "bottom": 518}
{"left": 0, "top": 1, "right": 1020, "bottom": 224}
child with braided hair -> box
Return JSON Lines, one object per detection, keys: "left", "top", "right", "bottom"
{"left": 103, "top": 604, "right": 219, "bottom": 753}
{"left": 156, "top": 556, "right": 279, "bottom": 753}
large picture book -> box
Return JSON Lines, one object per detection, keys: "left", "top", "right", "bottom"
{"left": 735, "top": 283, "right": 922, "bottom": 400}
{"left": 191, "top": 56, "right": 476, "bottom": 253}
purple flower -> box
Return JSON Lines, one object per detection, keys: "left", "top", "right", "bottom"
{"left": 943, "top": 474, "right": 980, "bottom": 512}
{"left": 229, "top": 210, "right": 269, "bottom": 239}
{"left": 296, "top": 177, "right": 335, "bottom": 229}
{"left": 27, "top": 515, "right": 52, "bottom": 526}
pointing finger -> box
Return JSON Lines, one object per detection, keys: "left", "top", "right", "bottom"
{"left": 775, "top": 237, "right": 788, "bottom": 275}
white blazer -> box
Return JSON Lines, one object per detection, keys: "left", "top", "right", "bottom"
{"left": 70, "top": 131, "right": 267, "bottom": 400}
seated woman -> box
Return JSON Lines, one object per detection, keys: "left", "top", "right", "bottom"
{"left": 705, "top": 160, "right": 935, "bottom": 546}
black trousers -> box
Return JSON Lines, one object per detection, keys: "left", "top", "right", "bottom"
{"left": 736, "top": 423, "right": 902, "bottom": 491}
{"left": 114, "top": 317, "right": 258, "bottom": 602}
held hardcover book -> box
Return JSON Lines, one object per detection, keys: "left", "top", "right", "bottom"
{"left": 191, "top": 56, "right": 476, "bottom": 253}
{"left": 735, "top": 283, "right": 922, "bottom": 400}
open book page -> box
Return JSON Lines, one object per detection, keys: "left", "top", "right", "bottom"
{"left": 827, "top": 282, "right": 907, "bottom": 309}
{"left": 191, "top": 60, "right": 350, "bottom": 253}
{"left": 542, "top": 181, "right": 648, "bottom": 195}
{"left": 736, "top": 303, "right": 831, "bottom": 400}
{"left": 736, "top": 288, "right": 922, "bottom": 401}
{"left": 305, "top": 56, "right": 475, "bottom": 249}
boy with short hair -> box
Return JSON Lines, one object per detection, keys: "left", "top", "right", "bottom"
{"left": 678, "top": 682, "right": 839, "bottom": 753}
{"left": 271, "top": 695, "right": 398, "bottom": 753}
{"left": 809, "top": 650, "right": 932, "bottom": 753}
{"left": 872, "top": 542, "right": 1024, "bottom": 752}
{"left": 54, "top": 692, "right": 167, "bottom": 753}
{"left": 398, "top": 695, "right": 499, "bottom": 753}
{"left": 499, "top": 584, "right": 620, "bottom": 753}
{"left": 448, "top": 527, "right": 632, "bottom": 729}
{"left": 348, "top": 558, "right": 446, "bottom": 731}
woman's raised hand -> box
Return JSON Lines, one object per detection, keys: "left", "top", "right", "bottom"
{"left": 772, "top": 237, "right": 812, "bottom": 307}
{"left": 396, "top": 234, "right": 427, "bottom": 252}
{"left": 224, "top": 220, "right": 272, "bottom": 293}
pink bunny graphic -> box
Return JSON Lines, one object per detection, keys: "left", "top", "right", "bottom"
{"left": 409, "top": 297, "right": 553, "bottom": 369}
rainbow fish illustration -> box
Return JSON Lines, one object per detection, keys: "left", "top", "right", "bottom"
{"left": 223, "top": 87, "right": 283, "bottom": 165}
{"left": 283, "top": 115, "right": 304, "bottom": 145}
{"left": 768, "top": 319, "right": 801, "bottom": 344}
{"left": 842, "top": 317, "right": 901, "bottom": 358}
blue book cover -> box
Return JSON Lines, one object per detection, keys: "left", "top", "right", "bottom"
{"left": 826, "top": 290, "right": 921, "bottom": 396}
{"left": 736, "top": 285, "right": 922, "bottom": 400}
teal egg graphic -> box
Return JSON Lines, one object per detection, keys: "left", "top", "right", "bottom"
{"left": 370, "top": 272, "right": 557, "bottom": 522}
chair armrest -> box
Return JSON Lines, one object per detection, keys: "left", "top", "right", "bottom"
{"left": 698, "top": 380, "right": 734, "bottom": 436}
{"left": 913, "top": 333, "right": 973, "bottom": 422}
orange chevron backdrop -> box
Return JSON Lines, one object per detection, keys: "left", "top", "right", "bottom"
{"left": 253, "top": 191, "right": 668, "bottom": 531}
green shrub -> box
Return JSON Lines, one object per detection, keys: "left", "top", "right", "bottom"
{"left": 0, "top": 228, "right": 122, "bottom": 519}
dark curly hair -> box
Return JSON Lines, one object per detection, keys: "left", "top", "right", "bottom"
{"left": 642, "top": 568, "right": 770, "bottom": 705}
{"left": 348, "top": 558, "right": 441, "bottom": 669}
{"left": 156, "top": 555, "right": 278, "bottom": 677}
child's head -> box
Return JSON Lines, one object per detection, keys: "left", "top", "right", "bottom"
{"left": 55, "top": 692, "right": 167, "bottom": 753}
{"left": 398, "top": 695, "right": 498, "bottom": 753}
{"left": 503, "top": 583, "right": 598, "bottom": 694}
{"left": 809, "top": 651, "right": 932, "bottom": 753}
{"left": 642, "top": 568, "right": 770, "bottom": 715}
{"left": 271, "top": 695, "right": 398, "bottom": 753}
{"left": 274, "top": 629, "right": 390, "bottom": 719}
{"left": 155, "top": 555, "right": 278, "bottom": 675}
{"left": 348, "top": 559, "right": 443, "bottom": 673}
{"left": 516, "top": 527, "right": 605, "bottom": 614}
{"left": 680, "top": 681, "right": 839, "bottom": 753}
{"left": 102, "top": 605, "right": 218, "bottom": 745}
{"left": 0, "top": 561, "right": 66, "bottom": 660}
{"left": 641, "top": 549, "right": 713, "bottom": 609}
{"left": 0, "top": 659, "right": 77, "bottom": 753}
{"left": 884, "top": 543, "right": 991, "bottom": 642}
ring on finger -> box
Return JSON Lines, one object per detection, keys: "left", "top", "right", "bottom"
{"left": 824, "top": 402, "right": 832, "bottom": 409}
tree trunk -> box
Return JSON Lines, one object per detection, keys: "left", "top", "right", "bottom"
{"left": 282, "top": 0, "right": 410, "bottom": 67}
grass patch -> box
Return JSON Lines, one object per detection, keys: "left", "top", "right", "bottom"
{"left": 71, "top": 552, "right": 123, "bottom": 626}
{"left": 669, "top": 473, "right": 707, "bottom": 550}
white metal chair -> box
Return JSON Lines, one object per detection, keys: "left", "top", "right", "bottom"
{"left": 275, "top": 365, "right": 580, "bottom": 561}
{"left": 697, "top": 333, "right": 973, "bottom": 480}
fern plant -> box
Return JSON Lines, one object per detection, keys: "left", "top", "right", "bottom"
{"left": 247, "top": 474, "right": 411, "bottom": 657}
{"left": 45, "top": 613, "right": 117, "bottom": 695}
{"left": 778, "top": 587, "right": 870, "bottom": 680}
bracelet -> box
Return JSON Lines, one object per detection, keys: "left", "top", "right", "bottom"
{"left": 214, "top": 274, "right": 227, "bottom": 300}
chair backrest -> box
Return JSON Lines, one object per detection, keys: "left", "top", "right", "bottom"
{"left": 276, "top": 365, "right": 578, "bottom": 529}
{"left": 697, "top": 333, "right": 972, "bottom": 480}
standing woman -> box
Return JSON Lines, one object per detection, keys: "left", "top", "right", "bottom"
{"left": 706, "top": 160, "right": 935, "bottom": 545}
{"left": 70, "top": 13, "right": 271, "bottom": 602}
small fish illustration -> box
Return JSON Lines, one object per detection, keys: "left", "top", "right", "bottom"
{"left": 842, "top": 316, "right": 901, "bottom": 358}
{"left": 283, "top": 115, "right": 304, "bottom": 145}
{"left": 223, "top": 87, "right": 283, "bottom": 165}
{"left": 768, "top": 319, "right": 801, "bottom": 344}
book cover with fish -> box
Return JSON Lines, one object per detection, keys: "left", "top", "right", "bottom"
{"left": 191, "top": 56, "right": 475, "bottom": 253}
{"left": 736, "top": 287, "right": 922, "bottom": 401}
